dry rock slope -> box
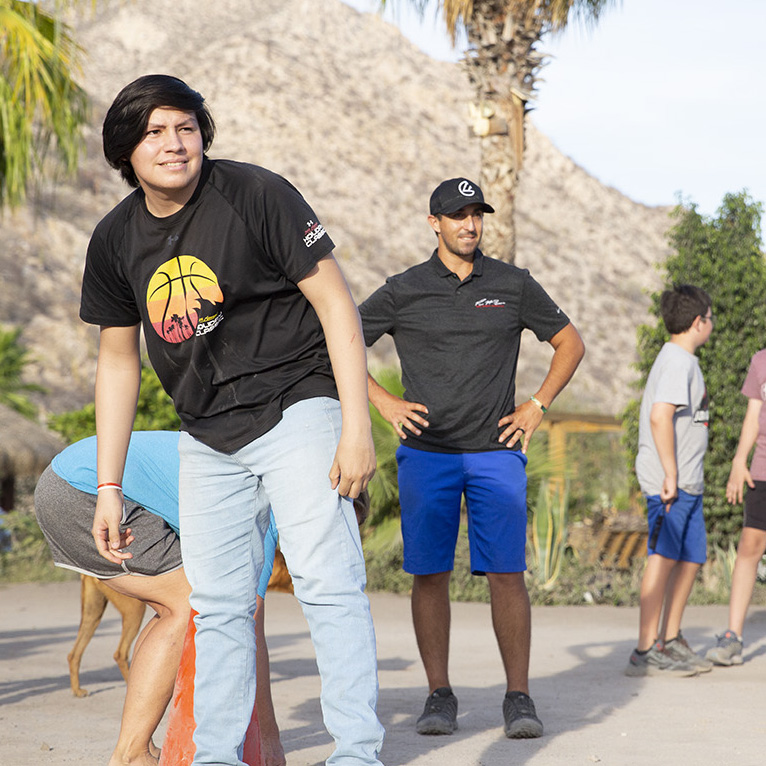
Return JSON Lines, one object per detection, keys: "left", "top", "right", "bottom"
{"left": 0, "top": 0, "right": 672, "bottom": 418}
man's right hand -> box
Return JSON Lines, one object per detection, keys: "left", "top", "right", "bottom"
{"left": 373, "top": 388, "right": 429, "bottom": 440}
{"left": 92, "top": 490, "right": 134, "bottom": 563}
{"left": 660, "top": 475, "right": 678, "bottom": 513}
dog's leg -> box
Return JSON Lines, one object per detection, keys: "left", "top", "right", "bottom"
{"left": 68, "top": 575, "right": 109, "bottom": 697}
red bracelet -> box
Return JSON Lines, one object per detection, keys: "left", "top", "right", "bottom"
{"left": 97, "top": 482, "right": 123, "bottom": 492}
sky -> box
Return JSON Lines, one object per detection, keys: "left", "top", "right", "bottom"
{"left": 342, "top": 0, "right": 766, "bottom": 217}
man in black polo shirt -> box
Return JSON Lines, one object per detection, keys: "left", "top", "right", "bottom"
{"left": 359, "top": 177, "right": 585, "bottom": 740}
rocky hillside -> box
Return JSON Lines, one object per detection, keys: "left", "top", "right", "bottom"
{"left": 0, "top": 0, "right": 672, "bottom": 418}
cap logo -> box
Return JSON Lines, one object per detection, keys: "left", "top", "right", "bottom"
{"left": 458, "top": 181, "right": 475, "bottom": 197}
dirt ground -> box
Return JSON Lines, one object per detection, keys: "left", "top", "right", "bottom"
{"left": 2, "top": 581, "right": 765, "bottom": 766}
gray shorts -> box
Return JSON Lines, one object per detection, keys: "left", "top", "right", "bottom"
{"left": 34, "top": 465, "right": 183, "bottom": 579}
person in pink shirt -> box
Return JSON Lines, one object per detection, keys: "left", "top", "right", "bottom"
{"left": 707, "top": 349, "right": 766, "bottom": 665}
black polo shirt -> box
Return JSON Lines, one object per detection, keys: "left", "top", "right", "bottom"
{"left": 359, "top": 250, "right": 569, "bottom": 453}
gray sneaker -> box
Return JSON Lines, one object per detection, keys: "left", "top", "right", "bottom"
{"left": 663, "top": 632, "right": 713, "bottom": 672}
{"left": 705, "top": 630, "right": 744, "bottom": 666}
{"left": 624, "top": 643, "right": 699, "bottom": 677}
{"left": 416, "top": 687, "right": 458, "bottom": 735}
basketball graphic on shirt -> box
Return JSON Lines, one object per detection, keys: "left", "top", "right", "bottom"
{"left": 146, "top": 256, "right": 224, "bottom": 343}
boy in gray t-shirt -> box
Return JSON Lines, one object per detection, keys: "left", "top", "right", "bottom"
{"left": 626, "top": 284, "right": 713, "bottom": 678}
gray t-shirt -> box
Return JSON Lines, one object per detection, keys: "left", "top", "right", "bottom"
{"left": 635, "top": 342, "right": 709, "bottom": 496}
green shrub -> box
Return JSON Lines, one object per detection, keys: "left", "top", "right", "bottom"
{"left": 363, "top": 516, "right": 412, "bottom": 595}
{"left": 50, "top": 363, "right": 180, "bottom": 442}
{"left": 0, "top": 504, "right": 74, "bottom": 583}
{"left": 566, "top": 431, "right": 630, "bottom": 519}
{"left": 367, "top": 368, "right": 405, "bottom": 527}
{"left": 0, "top": 325, "right": 44, "bottom": 418}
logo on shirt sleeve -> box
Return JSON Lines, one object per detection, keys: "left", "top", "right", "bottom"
{"left": 303, "top": 219, "right": 327, "bottom": 248}
{"left": 146, "top": 256, "right": 224, "bottom": 343}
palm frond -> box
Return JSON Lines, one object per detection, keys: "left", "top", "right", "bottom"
{"left": 0, "top": 0, "right": 88, "bottom": 206}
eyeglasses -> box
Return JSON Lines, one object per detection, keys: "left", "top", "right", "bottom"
{"left": 699, "top": 312, "right": 714, "bottom": 323}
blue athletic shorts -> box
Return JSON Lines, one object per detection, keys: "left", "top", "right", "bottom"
{"left": 396, "top": 444, "right": 528, "bottom": 575}
{"left": 645, "top": 489, "right": 707, "bottom": 564}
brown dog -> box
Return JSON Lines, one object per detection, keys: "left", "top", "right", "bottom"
{"left": 68, "top": 574, "right": 146, "bottom": 697}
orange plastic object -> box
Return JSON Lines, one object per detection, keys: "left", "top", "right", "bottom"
{"left": 159, "top": 610, "right": 264, "bottom": 766}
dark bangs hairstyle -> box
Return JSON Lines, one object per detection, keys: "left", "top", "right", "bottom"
{"left": 102, "top": 74, "right": 216, "bottom": 188}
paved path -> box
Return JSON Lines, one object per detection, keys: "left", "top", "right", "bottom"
{"left": 2, "top": 581, "right": 765, "bottom": 765}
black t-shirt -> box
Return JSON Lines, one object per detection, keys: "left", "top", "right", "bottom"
{"left": 80, "top": 159, "right": 338, "bottom": 452}
{"left": 358, "top": 250, "right": 570, "bottom": 453}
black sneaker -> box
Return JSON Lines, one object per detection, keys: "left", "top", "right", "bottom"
{"left": 503, "top": 691, "right": 543, "bottom": 739}
{"left": 416, "top": 686, "right": 458, "bottom": 735}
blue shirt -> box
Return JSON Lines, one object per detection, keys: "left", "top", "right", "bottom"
{"left": 51, "top": 431, "right": 280, "bottom": 595}
{"left": 52, "top": 431, "right": 182, "bottom": 532}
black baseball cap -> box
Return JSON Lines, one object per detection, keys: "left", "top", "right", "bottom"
{"left": 429, "top": 177, "right": 495, "bottom": 216}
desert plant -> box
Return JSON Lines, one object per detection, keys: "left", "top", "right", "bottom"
{"left": 527, "top": 478, "right": 569, "bottom": 590}
{"left": 710, "top": 540, "right": 738, "bottom": 593}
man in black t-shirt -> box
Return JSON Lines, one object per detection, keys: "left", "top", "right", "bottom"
{"left": 80, "top": 75, "right": 384, "bottom": 766}
{"left": 359, "top": 178, "right": 585, "bottom": 741}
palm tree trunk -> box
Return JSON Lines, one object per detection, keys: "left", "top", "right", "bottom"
{"left": 462, "top": 5, "right": 544, "bottom": 264}
{"left": 478, "top": 131, "right": 519, "bottom": 263}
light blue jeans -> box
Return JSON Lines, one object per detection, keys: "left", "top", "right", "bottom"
{"left": 178, "top": 398, "right": 384, "bottom": 766}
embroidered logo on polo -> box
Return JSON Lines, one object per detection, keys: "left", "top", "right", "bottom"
{"left": 146, "top": 255, "right": 224, "bottom": 343}
{"left": 303, "top": 219, "right": 327, "bottom": 248}
{"left": 475, "top": 298, "right": 506, "bottom": 308}
{"left": 458, "top": 181, "right": 476, "bottom": 197}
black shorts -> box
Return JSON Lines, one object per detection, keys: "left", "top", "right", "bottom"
{"left": 744, "top": 480, "right": 766, "bottom": 532}
{"left": 34, "top": 465, "right": 182, "bottom": 579}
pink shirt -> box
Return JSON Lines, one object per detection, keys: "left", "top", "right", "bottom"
{"left": 742, "top": 349, "right": 766, "bottom": 480}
